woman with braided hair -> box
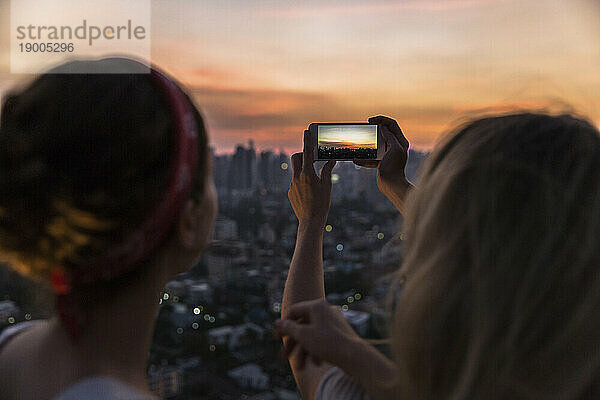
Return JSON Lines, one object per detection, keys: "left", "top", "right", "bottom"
{"left": 0, "top": 57, "right": 217, "bottom": 399}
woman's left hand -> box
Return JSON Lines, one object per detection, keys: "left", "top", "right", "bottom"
{"left": 275, "top": 299, "right": 363, "bottom": 369}
{"left": 288, "top": 131, "right": 336, "bottom": 231}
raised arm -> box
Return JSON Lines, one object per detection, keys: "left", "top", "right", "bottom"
{"left": 281, "top": 130, "right": 336, "bottom": 399}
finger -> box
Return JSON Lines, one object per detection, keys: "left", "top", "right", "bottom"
{"left": 381, "top": 126, "right": 402, "bottom": 151}
{"left": 275, "top": 318, "right": 307, "bottom": 340}
{"left": 369, "top": 116, "right": 409, "bottom": 150}
{"left": 319, "top": 160, "right": 336, "bottom": 182}
{"left": 297, "top": 348, "right": 308, "bottom": 370}
{"left": 282, "top": 337, "right": 297, "bottom": 359}
{"left": 285, "top": 299, "right": 322, "bottom": 321}
{"left": 353, "top": 159, "right": 379, "bottom": 168}
{"left": 302, "top": 131, "right": 317, "bottom": 176}
{"left": 368, "top": 115, "right": 401, "bottom": 133}
{"left": 279, "top": 337, "right": 296, "bottom": 361}
{"left": 279, "top": 347, "right": 289, "bottom": 362}
{"left": 291, "top": 153, "right": 303, "bottom": 178}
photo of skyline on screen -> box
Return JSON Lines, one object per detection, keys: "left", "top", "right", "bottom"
{"left": 318, "top": 125, "right": 378, "bottom": 159}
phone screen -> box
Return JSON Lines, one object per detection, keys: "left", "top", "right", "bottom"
{"left": 317, "top": 124, "right": 378, "bottom": 160}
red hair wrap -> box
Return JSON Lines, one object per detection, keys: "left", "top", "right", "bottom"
{"left": 50, "top": 63, "right": 199, "bottom": 342}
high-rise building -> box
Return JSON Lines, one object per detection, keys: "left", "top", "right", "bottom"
{"left": 227, "top": 141, "right": 257, "bottom": 190}
{"left": 257, "top": 150, "right": 275, "bottom": 189}
{"left": 275, "top": 151, "right": 291, "bottom": 191}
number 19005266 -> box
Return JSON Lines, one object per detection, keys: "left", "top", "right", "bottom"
{"left": 18, "top": 42, "right": 74, "bottom": 52}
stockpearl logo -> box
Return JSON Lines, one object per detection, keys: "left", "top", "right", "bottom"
{"left": 11, "top": 0, "right": 151, "bottom": 74}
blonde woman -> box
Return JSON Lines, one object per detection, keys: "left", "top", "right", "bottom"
{"left": 278, "top": 113, "right": 600, "bottom": 400}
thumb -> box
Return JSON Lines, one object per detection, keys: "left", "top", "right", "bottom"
{"left": 353, "top": 159, "right": 379, "bottom": 168}
{"left": 276, "top": 319, "right": 307, "bottom": 341}
{"left": 320, "top": 160, "right": 336, "bottom": 182}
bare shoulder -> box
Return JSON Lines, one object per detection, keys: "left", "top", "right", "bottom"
{"left": 0, "top": 320, "right": 56, "bottom": 400}
{"left": 0, "top": 319, "right": 49, "bottom": 363}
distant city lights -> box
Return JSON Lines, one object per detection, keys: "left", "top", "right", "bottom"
{"left": 209, "top": 344, "right": 216, "bottom": 352}
{"left": 192, "top": 322, "right": 199, "bottom": 329}
{"left": 331, "top": 173, "right": 339, "bottom": 183}
{"left": 162, "top": 293, "right": 169, "bottom": 300}
{"left": 272, "top": 302, "right": 281, "bottom": 313}
{"left": 336, "top": 244, "right": 344, "bottom": 251}
{"left": 325, "top": 224, "right": 333, "bottom": 232}
{"left": 7, "top": 316, "right": 14, "bottom": 324}
{"left": 354, "top": 293, "right": 362, "bottom": 300}
{"left": 377, "top": 232, "right": 385, "bottom": 240}
{"left": 193, "top": 307, "right": 201, "bottom": 315}
{"left": 281, "top": 162, "right": 288, "bottom": 170}
{"left": 341, "top": 305, "right": 349, "bottom": 311}
{"left": 176, "top": 327, "right": 183, "bottom": 334}
{"left": 25, "top": 313, "right": 31, "bottom": 320}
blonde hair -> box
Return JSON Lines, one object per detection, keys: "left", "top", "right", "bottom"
{"left": 392, "top": 113, "right": 600, "bottom": 399}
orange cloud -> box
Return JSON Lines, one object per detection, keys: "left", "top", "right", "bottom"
{"left": 193, "top": 83, "right": 598, "bottom": 155}
{"left": 190, "top": 84, "right": 461, "bottom": 153}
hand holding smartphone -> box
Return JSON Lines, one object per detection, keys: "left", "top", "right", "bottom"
{"left": 306, "top": 117, "right": 413, "bottom": 212}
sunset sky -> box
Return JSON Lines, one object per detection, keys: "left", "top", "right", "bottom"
{"left": 0, "top": 0, "right": 599, "bottom": 154}
{"left": 318, "top": 125, "right": 377, "bottom": 149}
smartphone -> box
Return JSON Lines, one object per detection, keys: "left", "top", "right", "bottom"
{"left": 308, "top": 122, "right": 385, "bottom": 161}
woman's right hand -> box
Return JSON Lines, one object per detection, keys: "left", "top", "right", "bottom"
{"left": 288, "top": 130, "right": 336, "bottom": 230}
{"left": 354, "top": 116, "right": 413, "bottom": 212}
{"left": 275, "top": 299, "right": 401, "bottom": 400}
